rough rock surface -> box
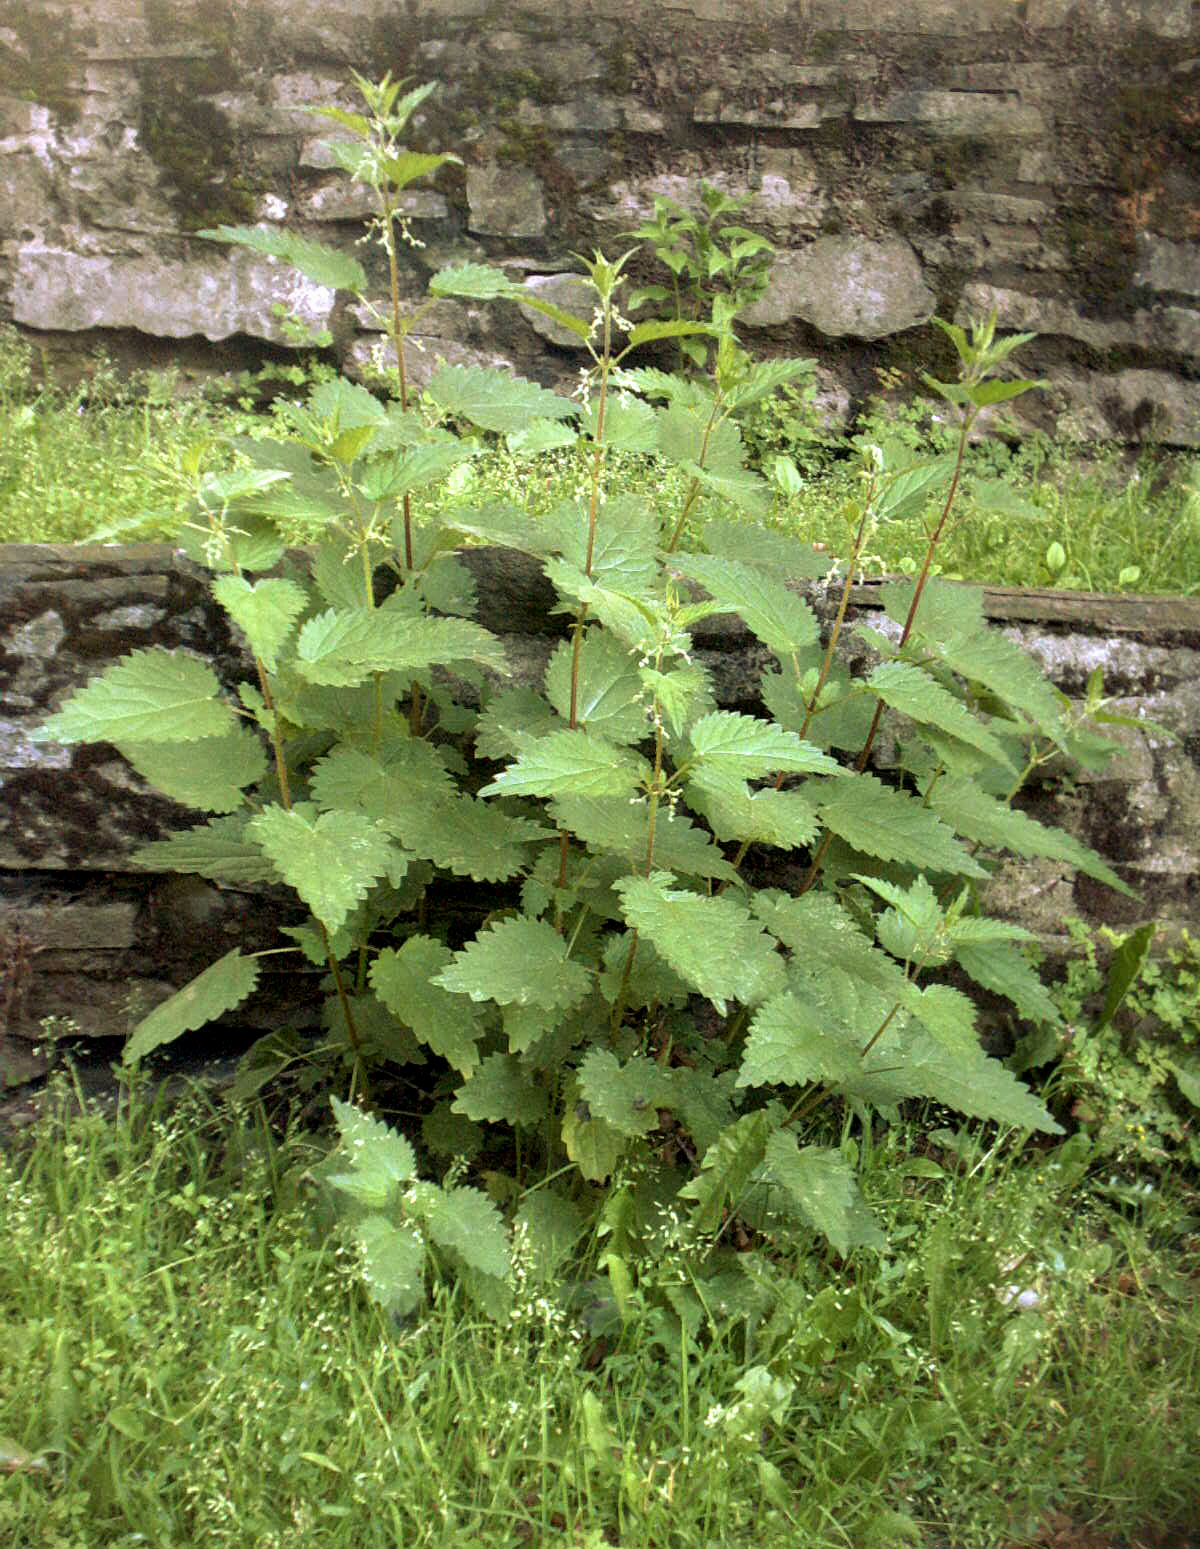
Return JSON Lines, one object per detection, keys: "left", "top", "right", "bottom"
{"left": 2, "top": 543, "right": 1198, "bottom": 1072}
{"left": 0, "top": 1, "right": 1196, "bottom": 438}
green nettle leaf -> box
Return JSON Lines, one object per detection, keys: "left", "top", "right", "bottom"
{"left": 614, "top": 873, "right": 786, "bottom": 1013}
{"left": 358, "top": 442, "right": 476, "bottom": 502}
{"left": 817, "top": 774, "right": 989, "bottom": 878}
{"left": 370, "top": 938, "right": 485, "bottom": 1074}
{"left": 640, "top": 661, "right": 715, "bottom": 738}
{"left": 669, "top": 1068, "right": 737, "bottom": 1157}
{"left": 721, "top": 356, "right": 816, "bottom": 413}
{"left": 761, "top": 1133, "right": 885, "bottom": 1255}
{"left": 903, "top": 1037, "right": 1063, "bottom": 1133}
{"left": 296, "top": 608, "right": 508, "bottom": 686}
{"left": 453, "top": 1053, "right": 549, "bottom": 1125}
{"left": 474, "top": 687, "right": 562, "bottom": 760}
{"left": 545, "top": 628, "right": 648, "bottom": 745}
{"left": 873, "top": 458, "right": 955, "bottom": 523}
{"left": 577, "top": 1049, "right": 675, "bottom": 1137}
{"left": 124, "top": 949, "right": 260, "bottom": 1064}
{"left": 479, "top": 729, "right": 650, "bottom": 800}
{"left": 739, "top": 991, "right": 862, "bottom": 1090}
{"left": 34, "top": 649, "right": 237, "bottom": 745}
{"left": 420, "top": 1188, "right": 510, "bottom": 1280}
{"left": 926, "top": 776, "right": 1135, "bottom": 897}
{"left": 506, "top": 418, "right": 580, "bottom": 455}
{"left": 131, "top": 813, "right": 280, "bottom": 885}
{"left": 430, "top": 262, "right": 522, "bottom": 301}
{"left": 656, "top": 399, "right": 741, "bottom": 473}
{"left": 701, "top": 518, "right": 828, "bottom": 580}
{"left": 328, "top": 1097, "right": 417, "bottom": 1209}
{"left": 197, "top": 224, "right": 367, "bottom": 293}
{"left": 434, "top": 917, "right": 592, "bottom": 1010}
{"left": 669, "top": 554, "right": 819, "bottom": 656}
{"left": 210, "top": 575, "right": 309, "bottom": 672}
{"left": 561, "top": 495, "right": 660, "bottom": 593}
{"left": 402, "top": 796, "right": 550, "bottom": 883}
{"left": 352, "top": 1215, "right": 425, "bottom": 1318}
{"left": 247, "top": 804, "right": 399, "bottom": 932}
{"left": 910, "top": 620, "right": 1067, "bottom": 743}
{"left": 684, "top": 460, "right": 770, "bottom": 520}
{"left": 550, "top": 795, "right": 739, "bottom": 881}
{"left": 688, "top": 778, "right": 821, "bottom": 849}
{"left": 425, "top": 364, "right": 576, "bottom": 433}
{"left": 679, "top": 1111, "right": 772, "bottom": 1232}
{"left": 865, "top": 661, "right": 1016, "bottom": 772}
{"left": 561, "top": 1084, "right": 628, "bottom": 1182}
{"left": 598, "top": 930, "right": 692, "bottom": 1011}
{"left": 580, "top": 395, "right": 659, "bottom": 453}
{"left": 953, "top": 935, "right": 1065, "bottom": 1034}
{"left": 904, "top": 982, "right": 980, "bottom": 1055}
{"left": 687, "top": 710, "right": 841, "bottom": 780}
{"left": 117, "top": 725, "right": 267, "bottom": 813}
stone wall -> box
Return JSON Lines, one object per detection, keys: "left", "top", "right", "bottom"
{"left": 1, "top": 0, "right": 1197, "bottom": 442}
{"left": 2, "top": 541, "right": 1198, "bottom": 1084}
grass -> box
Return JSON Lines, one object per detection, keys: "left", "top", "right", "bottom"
{"left": 1, "top": 329, "right": 1198, "bottom": 598}
{"left": 2, "top": 1070, "right": 1197, "bottom": 1548}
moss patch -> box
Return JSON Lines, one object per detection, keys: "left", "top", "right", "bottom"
{"left": 0, "top": 2, "right": 84, "bottom": 126}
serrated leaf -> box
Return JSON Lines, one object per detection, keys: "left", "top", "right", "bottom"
{"left": 614, "top": 873, "right": 786, "bottom": 1013}
{"left": 507, "top": 418, "right": 580, "bottom": 455}
{"left": 701, "top": 517, "right": 828, "bottom": 580}
{"left": 475, "top": 687, "right": 561, "bottom": 760}
{"left": 353, "top": 1215, "right": 425, "bottom": 1317}
{"left": 404, "top": 795, "right": 549, "bottom": 882}
{"left": 309, "top": 741, "right": 453, "bottom": 824}
{"left": 577, "top": 1049, "right": 675, "bottom": 1138}
{"left": 34, "top": 649, "right": 236, "bottom": 745}
{"left": 874, "top": 458, "right": 955, "bottom": 523}
{"left": 669, "top": 555, "right": 819, "bottom": 656}
{"left": 679, "top": 1111, "right": 772, "bottom": 1233}
{"left": 687, "top": 779, "right": 821, "bottom": 849}
{"left": 358, "top": 441, "right": 476, "bottom": 501}
{"left": 434, "top": 917, "right": 591, "bottom": 1010}
{"left": 903, "top": 1038, "right": 1062, "bottom": 1133}
{"left": 296, "top": 608, "right": 507, "bottom": 686}
{"left": 739, "top": 991, "right": 861, "bottom": 1089}
{"left": 381, "top": 150, "right": 458, "bottom": 189}
{"left": 762, "top": 1134, "right": 885, "bottom": 1255}
{"left": 927, "top": 777, "right": 1134, "bottom": 896}
{"left": 817, "top": 774, "right": 988, "bottom": 878}
{"left": 480, "top": 729, "right": 650, "bottom": 799}
{"left": 211, "top": 575, "right": 309, "bottom": 672}
{"left": 722, "top": 356, "right": 816, "bottom": 413}
{"left": 754, "top": 891, "right": 910, "bottom": 1000}
{"left": 656, "top": 399, "right": 742, "bottom": 474}
{"left": 131, "top": 813, "right": 280, "bottom": 885}
{"left": 426, "top": 364, "right": 575, "bottom": 433}
{"left": 626, "top": 318, "right": 715, "bottom": 348}
{"left": 197, "top": 224, "right": 365, "bottom": 292}
{"left": 953, "top": 929, "right": 1065, "bottom": 1028}
{"left": 370, "top": 938, "right": 485, "bottom": 1074}
{"left": 420, "top": 1186, "right": 510, "bottom": 1279}
{"left": 686, "top": 460, "right": 770, "bottom": 520}
{"left": 117, "top": 725, "right": 267, "bottom": 813}
{"left": 866, "top": 661, "right": 1016, "bottom": 772}
{"left": 545, "top": 628, "right": 647, "bottom": 744}
{"left": 904, "top": 982, "right": 979, "bottom": 1055}
{"left": 124, "top": 949, "right": 259, "bottom": 1064}
{"left": 688, "top": 709, "right": 841, "bottom": 780}
{"left": 598, "top": 929, "right": 692, "bottom": 1010}
{"left": 561, "top": 1086, "right": 627, "bottom": 1182}
{"left": 920, "top": 624, "right": 1067, "bottom": 744}
{"left": 247, "top": 805, "right": 398, "bottom": 931}
{"left": 561, "top": 494, "right": 659, "bottom": 593}
{"left": 329, "top": 1097, "right": 417, "bottom": 1208}
{"left": 881, "top": 578, "right": 983, "bottom": 641}
{"left": 430, "top": 262, "right": 522, "bottom": 301}
{"left": 551, "top": 795, "right": 739, "bottom": 881}
{"left": 453, "top": 1053, "right": 548, "bottom": 1125}
{"left": 580, "top": 395, "right": 659, "bottom": 453}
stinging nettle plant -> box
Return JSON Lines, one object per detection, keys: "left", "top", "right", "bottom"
{"left": 35, "top": 78, "right": 1137, "bottom": 1320}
